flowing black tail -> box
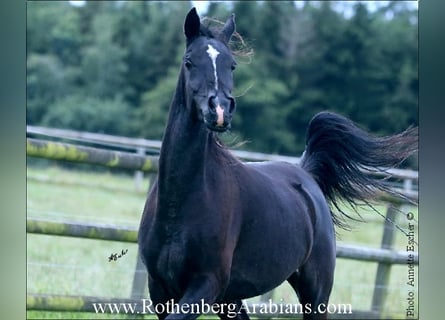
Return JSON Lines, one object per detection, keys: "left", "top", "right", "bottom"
{"left": 300, "top": 111, "right": 418, "bottom": 228}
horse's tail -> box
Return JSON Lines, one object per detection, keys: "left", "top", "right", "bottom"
{"left": 300, "top": 111, "right": 418, "bottom": 228}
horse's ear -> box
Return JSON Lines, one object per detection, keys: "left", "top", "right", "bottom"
{"left": 184, "top": 7, "right": 201, "bottom": 40}
{"left": 221, "top": 13, "right": 236, "bottom": 44}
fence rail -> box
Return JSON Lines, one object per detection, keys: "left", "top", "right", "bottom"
{"left": 27, "top": 218, "right": 418, "bottom": 265}
{"left": 27, "top": 138, "right": 159, "bottom": 173}
{"left": 26, "top": 137, "right": 418, "bottom": 202}
{"left": 27, "top": 125, "right": 418, "bottom": 184}
{"left": 27, "top": 218, "right": 138, "bottom": 243}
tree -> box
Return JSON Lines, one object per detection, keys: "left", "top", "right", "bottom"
{"left": 27, "top": 1, "right": 82, "bottom": 64}
{"left": 27, "top": 2, "right": 83, "bottom": 125}
{"left": 288, "top": 2, "right": 349, "bottom": 151}
{"left": 372, "top": 1, "right": 418, "bottom": 133}
{"left": 26, "top": 1, "right": 418, "bottom": 163}
{"left": 133, "top": 53, "right": 184, "bottom": 140}
{"left": 78, "top": 3, "right": 129, "bottom": 100}
{"left": 113, "top": 1, "right": 191, "bottom": 107}
{"left": 42, "top": 95, "right": 131, "bottom": 135}
{"left": 27, "top": 54, "right": 70, "bottom": 125}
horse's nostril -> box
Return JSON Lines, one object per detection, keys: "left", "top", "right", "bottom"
{"left": 229, "top": 98, "right": 236, "bottom": 113}
{"left": 208, "top": 96, "right": 218, "bottom": 111}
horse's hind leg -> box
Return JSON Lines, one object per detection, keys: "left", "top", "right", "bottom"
{"left": 287, "top": 247, "right": 335, "bottom": 319}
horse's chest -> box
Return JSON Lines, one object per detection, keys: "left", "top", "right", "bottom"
{"left": 157, "top": 242, "right": 184, "bottom": 281}
{"left": 147, "top": 230, "right": 188, "bottom": 292}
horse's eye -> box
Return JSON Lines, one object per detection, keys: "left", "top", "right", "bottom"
{"left": 231, "top": 64, "right": 236, "bottom": 71}
{"left": 184, "top": 59, "right": 192, "bottom": 69}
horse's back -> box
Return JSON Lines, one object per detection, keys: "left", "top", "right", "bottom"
{"left": 243, "top": 161, "right": 330, "bottom": 214}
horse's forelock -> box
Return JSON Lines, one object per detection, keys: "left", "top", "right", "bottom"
{"left": 187, "top": 17, "right": 252, "bottom": 62}
{"left": 186, "top": 24, "right": 224, "bottom": 48}
{"left": 198, "top": 24, "right": 214, "bottom": 38}
{"left": 200, "top": 18, "right": 230, "bottom": 44}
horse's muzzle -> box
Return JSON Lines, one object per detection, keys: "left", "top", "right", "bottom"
{"left": 205, "top": 95, "right": 235, "bottom": 132}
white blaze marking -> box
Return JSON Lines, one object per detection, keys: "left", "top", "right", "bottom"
{"left": 216, "top": 105, "right": 224, "bottom": 126}
{"left": 206, "top": 44, "right": 220, "bottom": 91}
{"left": 206, "top": 44, "right": 224, "bottom": 126}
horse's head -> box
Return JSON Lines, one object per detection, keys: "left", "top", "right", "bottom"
{"left": 183, "top": 8, "right": 237, "bottom": 132}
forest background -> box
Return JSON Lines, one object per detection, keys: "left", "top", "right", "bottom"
{"left": 27, "top": 1, "right": 418, "bottom": 167}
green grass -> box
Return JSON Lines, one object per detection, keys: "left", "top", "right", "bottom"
{"left": 27, "top": 165, "right": 418, "bottom": 319}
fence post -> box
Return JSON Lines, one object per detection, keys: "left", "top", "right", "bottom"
{"left": 403, "top": 178, "right": 413, "bottom": 192}
{"left": 371, "top": 204, "right": 399, "bottom": 315}
{"left": 131, "top": 172, "right": 156, "bottom": 300}
{"left": 131, "top": 251, "right": 148, "bottom": 299}
{"left": 134, "top": 147, "right": 145, "bottom": 192}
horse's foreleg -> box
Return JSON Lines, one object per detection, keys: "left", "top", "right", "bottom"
{"left": 164, "top": 273, "right": 225, "bottom": 320}
{"left": 148, "top": 275, "right": 172, "bottom": 320}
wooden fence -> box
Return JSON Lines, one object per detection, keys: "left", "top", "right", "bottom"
{"left": 26, "top": 126, "right": 418, "bottom": 318}
{"left": 26, "top": 125, "right": 419, "bottom": 194}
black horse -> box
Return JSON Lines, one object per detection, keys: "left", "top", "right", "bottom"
{"left": 138, "top": 8, "right": 417, "bottom": 320}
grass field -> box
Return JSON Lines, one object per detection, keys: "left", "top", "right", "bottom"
{"left": 26, "top": 165, "right": 418, "bottom": 319}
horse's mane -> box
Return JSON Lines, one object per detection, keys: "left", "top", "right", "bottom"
{"left": 201, "top": 17, "right": 254, "bottom": 60}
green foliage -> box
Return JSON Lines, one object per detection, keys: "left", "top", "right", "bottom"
{"left": 135, "top": 62, "right": 182, "bottom": 140}
{"left": 27, "top": 1, "right": 82, "bottom": 63}
{"left": 41, "top": 95, "right": 131, "bottom": 135}
{"left": 27, "top": 1, "right": 418, "bottom": 162}
{"left": 79, "top": 9, "right": 129, "bottom": 99}
{"left": 27, "top": 54, "right": 70, "bottom": 124}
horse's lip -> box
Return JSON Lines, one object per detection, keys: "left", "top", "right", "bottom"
{"left": 205, "top": 121, "right": 230, "bottom": 132}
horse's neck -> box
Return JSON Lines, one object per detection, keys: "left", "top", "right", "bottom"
{"left": 157, "top": 77, "right": 217, "bottom": 210}
{"left": 159, "top": 117, "right": 210, "bottom": 186}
